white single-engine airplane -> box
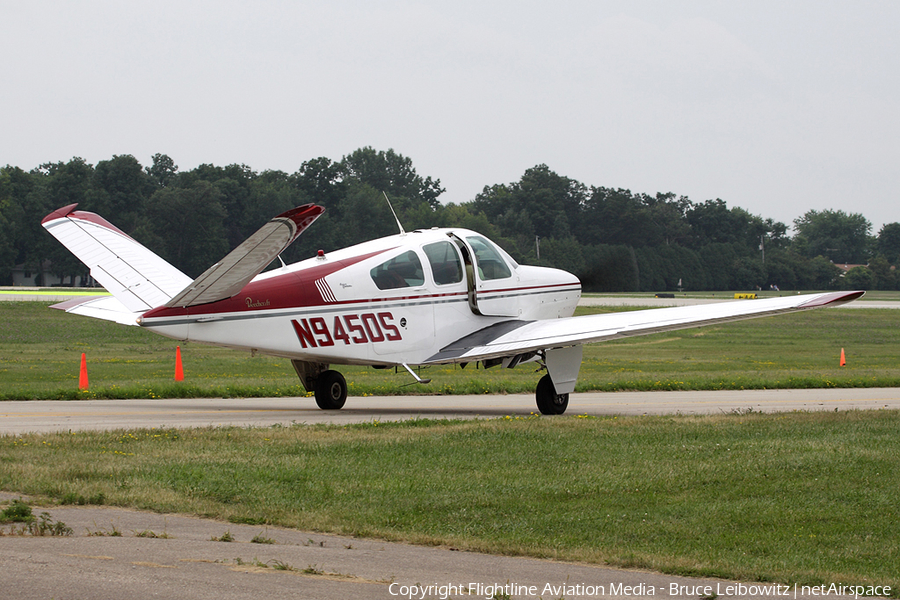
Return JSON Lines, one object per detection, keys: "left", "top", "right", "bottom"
{"left": 43, "top": 203, "right": 863, "bottom": 414}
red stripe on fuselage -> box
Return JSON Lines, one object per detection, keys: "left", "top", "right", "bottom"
{"left": 141, "top": 249, "right": 392, "bottom": 320}
{"left": 142, "top": 280, "right": 580, "bottom": 325}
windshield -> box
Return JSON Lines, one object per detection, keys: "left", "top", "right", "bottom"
{"left": 465, "top": 235, "right": 512, "bottom": 280}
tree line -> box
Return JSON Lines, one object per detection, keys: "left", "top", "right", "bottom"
{"left": 1, "top": 147, "right": 898, "bottom": 292}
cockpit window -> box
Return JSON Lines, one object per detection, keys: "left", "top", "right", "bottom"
{"left": 370, "top": 250, "right": 425, "bottom": 290}
{"left": 465, "top": 235, "right": 512, "bottom": 280}
{"left": 423, "top": 241, "right": 463, "bottom": 285}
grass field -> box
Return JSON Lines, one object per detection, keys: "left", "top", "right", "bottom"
{"left": 1, "top": 413, "right": 898, "bottom": 594}
{"left": 1, "top": 300, "right": 899, "bottom": 400}
{"left": 2, "top": 298, "right": 899, "bottom": 593}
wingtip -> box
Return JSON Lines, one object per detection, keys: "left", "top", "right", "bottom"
{"left": 41, "top": 203, "right": 79, "bottom": 225}
{"left": 799, "top": 290, "right": 866, "bottom": 308}
{"left": 279, "top": 204, "right": 325, "bottom": 230}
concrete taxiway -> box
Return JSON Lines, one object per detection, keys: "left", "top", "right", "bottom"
{"left": 2, "top": 388, "right": 899, "bottom": 435}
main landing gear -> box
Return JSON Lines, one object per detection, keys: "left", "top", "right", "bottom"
{"left": 534, "top": 346, "right": 581, "bottom": 416}
{"left": 314, "top": 370, "right": 347, "bottom": 410}
{"left": 535, "top": 374, "right": 569, "bottom": 415}
{"left": 293, "top": 345, "right": 581, "bottom": 415}
{"left": 292, "top": 360, "right": 347, "bottom": 410}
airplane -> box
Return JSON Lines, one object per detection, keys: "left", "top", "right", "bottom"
{"left": 42, "top": 202, "right": 864, "bottom": 414}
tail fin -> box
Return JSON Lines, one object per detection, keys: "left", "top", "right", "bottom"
{"left": 43, "top": 203, "right": 325, "bottom": 322}
{"left": 42, "top": 204, "right": 192, "bottom": 314}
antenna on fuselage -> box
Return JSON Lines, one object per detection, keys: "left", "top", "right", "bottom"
{"left": 383, "top": 191, "right": 406, "bottom": 236}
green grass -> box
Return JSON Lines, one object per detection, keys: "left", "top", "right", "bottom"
{"left": 1, "top": 413, "right": 897, "bottom": 593}
{"left": 2, "top": 300, "right": 900, "bottom": 399}
{"left": 3, "top": 298, "right": 899, "bottom": 592}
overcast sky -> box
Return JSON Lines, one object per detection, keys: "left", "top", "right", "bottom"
{"left": 3, "top": 1, "right": 898, "bottom": 233}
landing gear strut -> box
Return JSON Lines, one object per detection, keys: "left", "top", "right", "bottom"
{"left": 535, "top": 374, "right": 569, "bottom": 415}
{"left": 291, "top": 360, "right": 347, "bottom": 410}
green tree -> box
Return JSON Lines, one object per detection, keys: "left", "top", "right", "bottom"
{"left": 473, "top": 165, "right": 586, "bottom": 254}
{"left": 867, "top": 256, "right": 898, "bottom": 290}
{"left": 135, "top": 181, "right": 229, "bottom": 277}
{"left": 89, "top": 154, "right": 151, "bottom": 233}
{"left": 578, "top": 187, "right": 645, "bottom": 246}
{"left": 579, "top": 244, "right": 640, "bottom": 292}
{"left": 730, "top": 257, "right": 766, "bottom": 290}
{"left": 20, "top": 159, "right": 95, "bottom": 284}
{"left": 146, "top": 153, "right": 178, "bottom": 188}
{"left": 806, "top": 256, "right": 842, "bottom": 289}
{"left": 335, "top": 183, "right": 398, "bottom": 248}
{"left": 640, "top": 192, "right": 691, "bottom": 246}
{"left": 876, "top": 223, "right": 900, "bottom": 264}
{"left": 792, "top": 209, "right": 872, "bottom": 263}
{"left": 292, "top": 156, "right": 346, "bottom": 211}
{"left": 0, "top": 167, "right": 31, "bottom": 284}
{"left": 339, "top": 147, "right": 444, "bottom": 210}
{"left": 535, "top": 236, "right": 584, "bottom": 275}
{"left": 842, "top": 266, "right": 873, "bottom": 291}
{"left": 698, "top": 243, "right": 740, "bottom": 290}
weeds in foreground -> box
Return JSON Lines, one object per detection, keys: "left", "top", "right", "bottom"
{"left": 251, "top": 530, "right": 275, "bottom": 544}
{"left": 133, "top": 529, "right": 172, "bottom": 539}
{"left": 0, "top": 502, "right": 72, "bottom": 536}
{"left": 87, "top": 524, "right": 121, "bottom": 537}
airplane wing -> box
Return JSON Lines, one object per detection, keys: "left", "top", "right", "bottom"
{"left": 425, "top": 290, "right": 865, "bottom": 364}
{"left": 165, "top": 204, "right": 324, "bottom": 308}
{"left": 42, "top": 204, "right": 193, "bottom": 313}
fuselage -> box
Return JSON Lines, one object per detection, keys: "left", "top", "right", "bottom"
{"left": 138, "top": 228, "right": 581, "bottom": 366}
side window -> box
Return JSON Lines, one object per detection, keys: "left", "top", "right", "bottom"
{"left": 465, "top": 235, "right": 512, "bottom": 280}
{"left": 370, "top": 250, "right": 425, "bottom": 290}
{"left": 423, "top": 241, "right": 463, "bottom": 286}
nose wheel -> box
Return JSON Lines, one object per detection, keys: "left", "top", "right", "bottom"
{"left": 535, "top": 374, "right": 569, "bottom": 415}
{"left": 314, "top": 370, "right": 347, "bottom": 410}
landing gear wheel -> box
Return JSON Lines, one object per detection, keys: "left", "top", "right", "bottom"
{"left": 315, "top": 370, "right": 347, "bottom": 410}
{"left": 535, "top": 374, "right": 569, "bottom": 415}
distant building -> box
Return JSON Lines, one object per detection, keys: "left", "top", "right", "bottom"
{"left": 833, "top": 263, "right": 868, "bottom": 274}
{"left": 10, "top": 261, "right": 85, "bottom": 287}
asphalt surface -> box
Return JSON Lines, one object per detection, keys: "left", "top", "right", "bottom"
{"left": 2, "top": 388, "right": 900, "bottom": 435}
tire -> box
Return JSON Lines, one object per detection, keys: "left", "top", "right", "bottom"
{"left": 314, "top": 370, "right": 347, "bottom": 410}
{"left": 535, "top": 374, "right": 569, "bottom": 415}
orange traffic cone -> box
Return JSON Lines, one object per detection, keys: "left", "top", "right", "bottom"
{"left": 175, "top": 346, "right": 184, "bottom": 381}
{"left": 840, "top": 348, "right": 846, "bottom": 367}
{"left": 78, "top": 353, "right": 89, "bottom": 390}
